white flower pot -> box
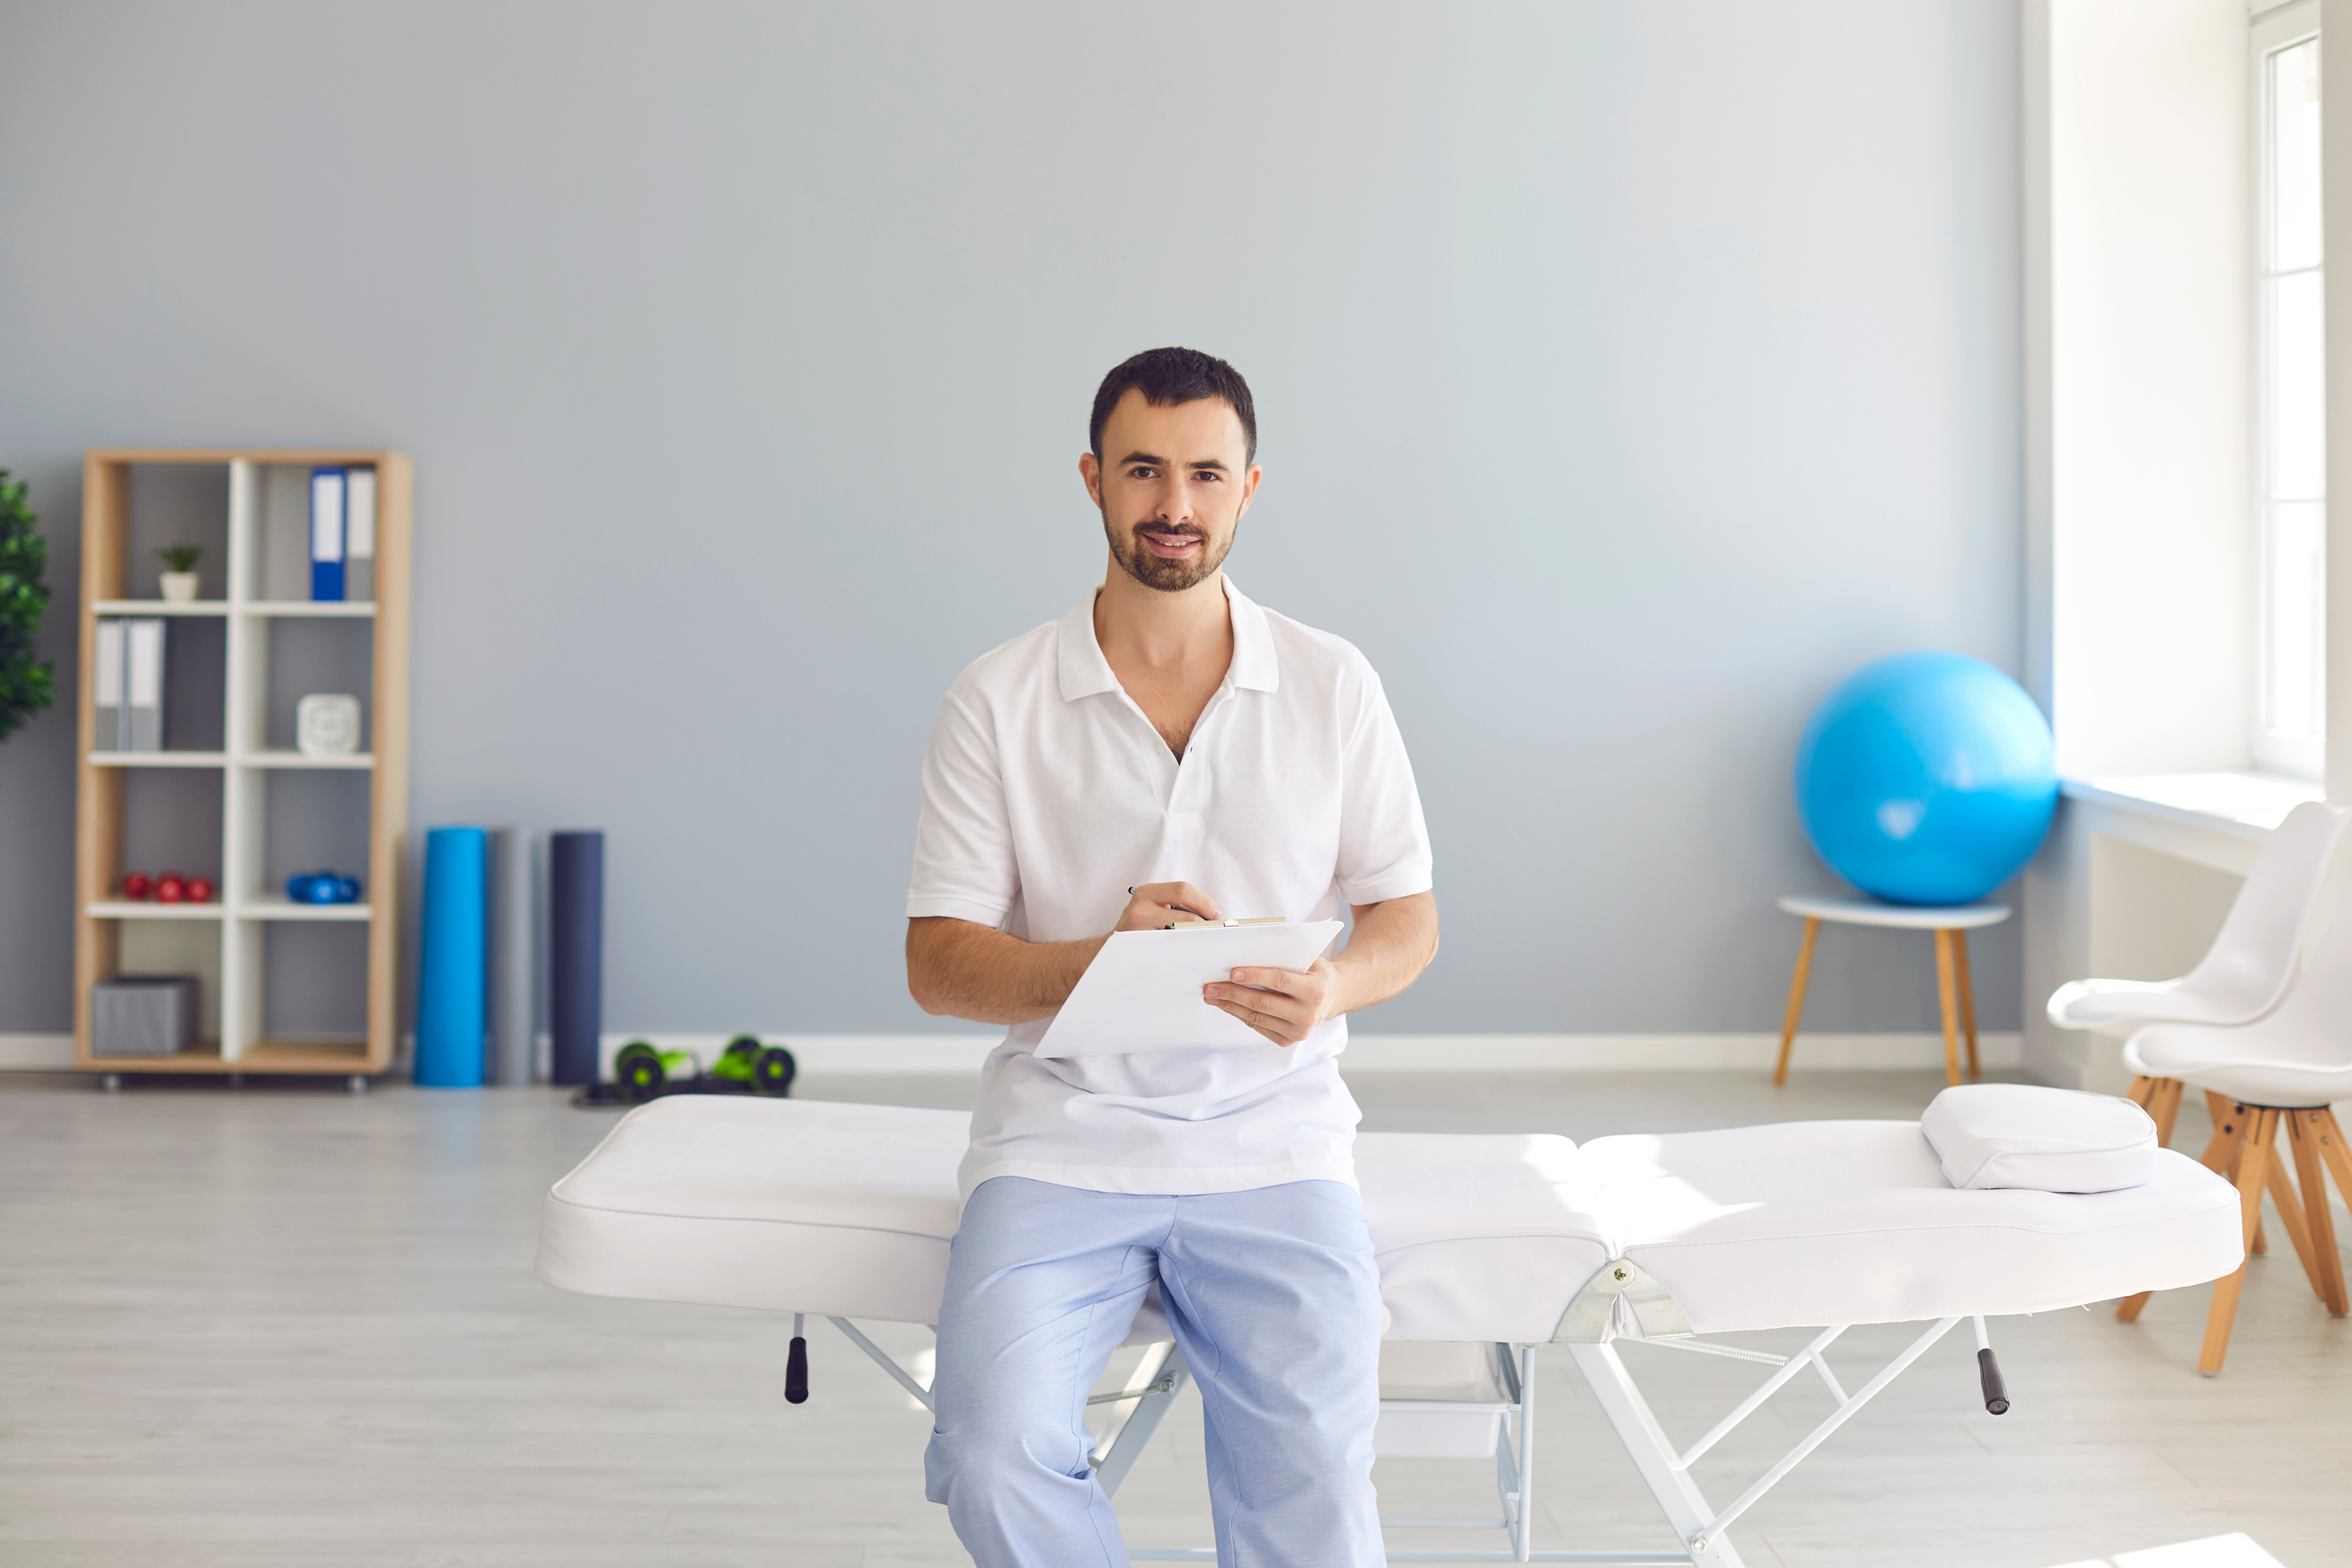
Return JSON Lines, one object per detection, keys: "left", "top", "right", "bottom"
{"left": 159, "top": 572, "right": 199, "bottom": 603}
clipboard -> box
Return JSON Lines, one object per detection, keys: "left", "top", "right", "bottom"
{"left": 1034, "top": 919, "right": 1346, "bottom": 1058}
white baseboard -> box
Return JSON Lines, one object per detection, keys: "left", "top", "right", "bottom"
{"left": 0, "top": 1029, "right": 2025, "bottom": 1078}
{"left": 0, "top": 1033, "right": 75, "bottom": 1070}
{"left": 1336, "top": 1032, "right": 2022, "bottom": 1073}
{"left": 599, "top": 1030, "right": 2022, "bottom": 1078}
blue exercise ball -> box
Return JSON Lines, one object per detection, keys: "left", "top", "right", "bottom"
{"left": 1795, "top": 651, "right": 2056, "bottom": 906}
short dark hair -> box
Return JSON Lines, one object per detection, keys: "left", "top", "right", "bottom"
{"left": 1088, "top": 347, "right": 1257, "bottom": 465}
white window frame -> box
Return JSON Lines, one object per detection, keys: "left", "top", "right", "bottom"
{"left": 2252, "top": 0, "right": 2326, "bottom": 779}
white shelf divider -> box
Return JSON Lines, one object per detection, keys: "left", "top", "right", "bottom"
{"left": 85, "top": 901, "right": 226, "bottom": 921}
{"left": 242, "top": 750, "right": 373, "bottom": 770}
{"left": 244, "top": 601, "right": 376, "bottom": 618}
{"left": 90, "top": 751, "right": 227, "bottom": 768}
{"left": 92, "top": 599, "right": 231, "bottom": 617}
{"left": 236, "top": 896, "right": 374, "bottom": 922}
{"left": 220, "top": 457, "right": 263, "bottom": 1064}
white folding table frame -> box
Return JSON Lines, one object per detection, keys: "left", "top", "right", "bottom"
{"left": 801, "top": 1287, "right": 2003, "bottom": 1567}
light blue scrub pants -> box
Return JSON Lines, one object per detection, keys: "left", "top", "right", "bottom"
{"left": 923, "top": 1176, "right": 1384, "bottom": 1567}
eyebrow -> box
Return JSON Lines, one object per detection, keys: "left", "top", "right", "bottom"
{"left": 1121, "top": 452, "right": 1231, "bottom": 472}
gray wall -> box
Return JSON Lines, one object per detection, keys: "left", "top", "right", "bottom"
{"left": 0, "top": 1, "right": 2024, "bottom": 1038}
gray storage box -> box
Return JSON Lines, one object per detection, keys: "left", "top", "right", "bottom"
{"left": 92, "top": 974, "right": 200, "bottom": 1058}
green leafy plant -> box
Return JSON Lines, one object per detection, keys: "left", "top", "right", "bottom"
{"left": 0, "top": 470, "right": 55, "bottom": 742}
{"left": 157, "top": 542, "right": 203, "bottom": 573}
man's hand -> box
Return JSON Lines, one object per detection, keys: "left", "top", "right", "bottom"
{"left": 1202, "top": 891, "right": 1439, "bottom": 1048}
{"left": 1116, "top": 882, "right": 1225, "bottom": 931}
{"left": 1205, "top": 958, "right": 1343, "bottom": 1046}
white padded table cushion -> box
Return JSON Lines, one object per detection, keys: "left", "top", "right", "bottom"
{"left": 1572, "top": 1122, "right": 2242, "bottom": 1333}
{"left": 537, "top": 1098, "right": 2242, "bottom": 1343}
{"left": 1919, "top": 1083, "right": 2158, "bottom": 1193}
{"left": 535, "top": 1099, "right": 1607, "bottom": 1343}
{"left": 538, "top": 1098, "right": 969, "bottom": 1325}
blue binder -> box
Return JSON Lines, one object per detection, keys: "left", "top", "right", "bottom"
{"left": 310, "top": 467, "right": 346, "bottom": 602}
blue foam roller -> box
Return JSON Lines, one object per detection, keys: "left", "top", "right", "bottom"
{"left": 417, "top": 825, "right": 489, "bottom": 1089}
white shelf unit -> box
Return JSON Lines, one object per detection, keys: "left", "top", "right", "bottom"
{"left": 76, "top": 449, "right": 411, "bottom": 1079}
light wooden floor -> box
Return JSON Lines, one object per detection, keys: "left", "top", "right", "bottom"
{"left": 0, "top": 1068, "right": 2343, "bottom": 1567}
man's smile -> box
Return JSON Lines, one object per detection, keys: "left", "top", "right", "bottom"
{"left": 1139, "top": 525, "right": 1204, "bottom": 559}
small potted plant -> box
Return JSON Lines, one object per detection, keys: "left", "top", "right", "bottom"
{"left": 157, "top": 542, "right": 203, "bottom": 603}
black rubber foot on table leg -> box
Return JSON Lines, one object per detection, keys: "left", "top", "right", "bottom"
{"left": 1978, "top": 1346, "right": 2010, "bottom": 1414}
{"left": 786, "top": 1335, "right": 809, "bottom": 1404}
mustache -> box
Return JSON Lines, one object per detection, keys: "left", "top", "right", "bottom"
{"left": 1130, "top": 522, "right": 1206, "bottom": 540}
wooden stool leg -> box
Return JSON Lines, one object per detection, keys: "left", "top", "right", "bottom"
{"left": 1932, "top": 929, "right": 1962, "bottom": 1088}
{"left": 2197, "top": 1091, "right": 2238, "bottom": 1169}
{"left": 2127, "top": 1075, "right": 2158, "bottom": 1109}
{"left": 2198, "top": 1097, "right": 2266, "bottom": 1254}
{"left": 2151, "top": 1078, "right": 2185, "bottom": 1148}
{"left": 2286, "top": 1110, "right": 2348, "bottom": 1317}
{"left": 2259, "top": 1129, "right": 2329, "bottom": 1301}
{"left": 2200, "top": 1109, "right": 2279, "bottom": 1375}
{"left": 1773, "top": 917, "right": 1820, "bottom": 1088}
{"left": 1952, "top": 929, "right": 1979, "bottom": 1080}
{"left": 2313, "top": 1109, "right": 2352, "bottom": 1212}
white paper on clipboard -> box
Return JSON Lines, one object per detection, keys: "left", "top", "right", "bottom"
{"left": 1033, "top": 919, "right": 1345, "bottom": 1058}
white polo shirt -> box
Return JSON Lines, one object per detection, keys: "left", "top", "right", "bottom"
{"left": 906, "top": 578, "right": 1433, "bottom": 1199}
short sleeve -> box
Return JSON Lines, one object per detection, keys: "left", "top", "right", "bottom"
{"left": 1333, "top": 672, "right": 1433, "bottom": 906}
{"left": 906, "top": 691, "right": 1020, "bottom": 926}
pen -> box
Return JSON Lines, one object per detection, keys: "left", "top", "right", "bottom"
{"left": 1129, "top": 886, "right": 1212, "bottom": 928}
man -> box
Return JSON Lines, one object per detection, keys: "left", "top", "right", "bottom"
{"left": 905, "top": 346, "right": 1439, "bottom": 1566}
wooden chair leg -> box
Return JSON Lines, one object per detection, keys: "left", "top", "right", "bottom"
{"left": 2115, "top": 1287, "right": 2154, "bottom": 1321}
{"left": 1932, "top": 929, "right": 1961, "bottom": 1088}
{"left": 1772, "top": 917, "right": 1819, "bottom": 1088}
{"left": 2150, "top": 1078, "right": 2185, "bottom": 1148}
{"left": 2259, "top": 1130, "right": 2329, "bottom": 1301}
{"left": 1952, "top": 928, "right": 1979, "bottom": 1080}
{"left": 2127, "top": 1075, "right": 2158, "bottom": 1109}
{"left": 2200, "top": 1108, "right": 2280, "bottom": 1375}
{"left": 2199, "top": 1097, "right": 2265, "bottom": 1254}
{"left": 2286, "top": 1110, "right": 2349, "bottom": 1317}
{"left": 2312, "top": 1109, "right": 2352, "bottom": 1214}
{"left": 2197, "top": 1091, "right": 2238, "bottom": 1168}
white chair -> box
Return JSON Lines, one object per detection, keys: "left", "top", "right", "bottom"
{"left": 2048, "top": 800, "right": 2348, "bottom": 1037}
{"left": 2114, "top": 890, "right": 2352, "bottom": 1373}
{"left": 2043, "top": 801, "right": 2346, "bottom": 1237}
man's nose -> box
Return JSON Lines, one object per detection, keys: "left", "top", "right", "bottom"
{"left": 1157, "top": 480, "right": 1195, "bottom": 524}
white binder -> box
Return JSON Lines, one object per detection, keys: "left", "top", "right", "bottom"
{"left": 125, "top": 618, "right": 165, "bottom": 752}
{"left": 93, "top": 619, "right": 126, "bottom": 752}
{"left": 1034, "top": 919, "right": 1345, "bottom": 1058}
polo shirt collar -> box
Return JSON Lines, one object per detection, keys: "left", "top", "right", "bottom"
{"left": 1056, "top": 577, "right": 1280, "bottom": 702}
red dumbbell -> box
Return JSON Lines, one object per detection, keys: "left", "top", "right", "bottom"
{"left": 121, "top": 872, "right": 153, "bottom": 900}
{"left": 187, "top": 876, "right": 216, "bottom": 904}
{"left": 155, "top": 873, "right": 187, "bottom": 903}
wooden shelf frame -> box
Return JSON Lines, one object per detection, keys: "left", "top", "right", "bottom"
{"left": 75, "top": 449, "right": 412, "bottom": 1078}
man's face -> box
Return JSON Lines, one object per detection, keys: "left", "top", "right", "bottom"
{"left": 1082, "top": 389, "right": 1261, "bottom": 593}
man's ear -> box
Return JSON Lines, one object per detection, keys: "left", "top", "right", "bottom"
{"left": 1079, "top": 451, "right": 1104, "bottom": 508}
{"left": 1236, "top": 462, "right": 1263, "bottom": 519}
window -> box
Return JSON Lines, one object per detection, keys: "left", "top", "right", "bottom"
{"left": 2254, "top": 0, "right": 2325, "bottom": 777}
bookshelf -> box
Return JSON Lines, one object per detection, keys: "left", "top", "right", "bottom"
{"left": 74, "top": 449, "right": 412, "bottom": 1087}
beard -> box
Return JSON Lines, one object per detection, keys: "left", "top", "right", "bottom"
{"left": 1103, "top": 513, "right": 1236, "bottom": 593}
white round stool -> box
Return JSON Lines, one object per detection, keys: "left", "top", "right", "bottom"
{"left": 1774, "top": 894, "right": 2013, "bottom": 1087}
